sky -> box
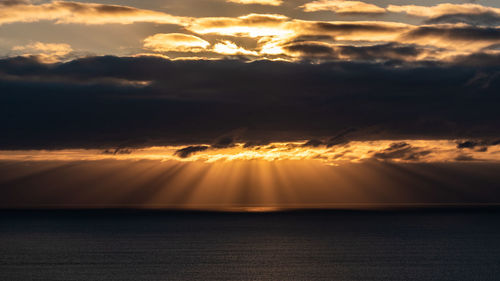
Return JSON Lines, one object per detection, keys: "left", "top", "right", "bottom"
{"left": 0, "top": 0, "right": 500, "bottom": 209}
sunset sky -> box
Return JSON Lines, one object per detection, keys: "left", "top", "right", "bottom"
{"left": 1, "top": 0, "right": 500, "bottom": 209}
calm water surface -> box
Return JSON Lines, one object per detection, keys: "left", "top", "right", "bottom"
{"left": 1, "top": 210, "right": 500, "bottom": 281}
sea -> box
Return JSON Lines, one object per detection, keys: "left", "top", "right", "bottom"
{"left": 1, "top": 209, "right": 500, "bottom": 281}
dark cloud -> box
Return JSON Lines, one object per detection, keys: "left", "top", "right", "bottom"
{"left": 425, "top": 12, "right": 500, "bottom": 26}
{"left": 212, "top": 136, "right": 236, "bottom": 148}
{"left": 457, "top": 140, "right": 479, "bottom": 149}
{"left": 102, "top": 148, "right": 133, "bottom": 155}
{"left": 302, "top": 139, "right": 323, "bottom": 147}
{"left": 314, "top": 22, "right": 400, "bottom": 34}
{"left": 403, "top": 26, "right": 500, "bottom": 42}
{"left": 326, "top": 128, "right": 357, "bottom": 148}
{"left": 338, "top": 43, "right": 424, "bottom": 61}
{"left": 56, "top": 2, "right": 140, "bottom": 14}
{"left": 211, "top": 130, "right": 247, "bottom": 148}
{"left": 0, "top": 0, "right": 31, "bottom": 6}
{"left": 284, "top": 43, "right": 335, "bottom": 56}
{"left": 374, "top": 142, "right": 432, "bottom": 161}
{"left": 287, "top": 35, "right": 334, "bottom": 43}
{"left": 243, "top": 140, "right": 271, "bottom": 148}
{"left": 456, "top": 139, "right": 500, "bottom": 151}
{"left": 283, "top": 42, "right": 428, "bottom": 61}
{"left": 174, "top": 145, "right": 209, "bottom": 158}
{"left": 0, "top": 55, "right": 500, "bottom": 149}
{"left": 451, "top": 53, "right": 500, "bottom": 68}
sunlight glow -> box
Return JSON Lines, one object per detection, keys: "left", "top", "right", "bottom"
{"left": 1, "top": 140, "right": 499, "bottom": 164}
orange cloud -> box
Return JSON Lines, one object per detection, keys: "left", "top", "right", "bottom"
{"left": 387, "top": 3, "right": 500, "bottom": 18}
{"left": 143, "top": 33, "right": 210, "bottom": 52}
{"left": 226, "top": 0, "right": 283, "bottom": 6}
{"left": 301, "top": 0, "right": 386, "bottom": 14}
{"left": 2, "top": 2, "right": 497, "bottom": 62}
{"left": 143, "top": 34, "right": 259, "bottom": 56}
{"left": 188, "top": 14, "right": 292, "bottom": 37}
{"left": 212, "top": 40, "right": 259, "bottom": 56}
{"left": 1, "top": 140, "right": 498, "bottom": 165}
{"left": 257, "top": 21, "right": 411, "bottom": 57}
{"left": 399, "top": 24, "right": 500, "bottom": 52}
{"left": 190, "top": 16, "right": 409, "bottom": 40}
{"left": 0, "top": 0, "right": 189, "bottom": 25}
{"left": 12, "top": 41, "right": 73, "bottom": 62}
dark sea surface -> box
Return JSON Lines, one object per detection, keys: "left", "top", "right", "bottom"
{"left": 1, "top": 209, "right": 500, "bottom": 281}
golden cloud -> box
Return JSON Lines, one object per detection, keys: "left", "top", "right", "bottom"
{"left": 0, "top": 0, "right": 189, "bottom": 25}
{"left": 399, "top": 24, "right": 500, "bottom": 52}
{"left": 1, "top": 140, "right": 498, "bottom": 165}
{"left": 12, "top": 41, "right": 73, "bottom": 62}
{"left": 187, "top": 14, "right": 292, "bottom": 37}
{"left": 2, "top": 2, "right": 498, "bottom": 62}
{"left": 387, "top": 3, "right": 500, "bottom": 18}
{"left": 143, "top": 33, "right": 210, "bottom": 52}
{"left": 212, "top": 40, "right": 259, "bottom": 56}
{"left": 257, "top": 20, "right": 411, "bottom": 57}
{"left": 188, "top": 14, "right": 409, "bottom": 41}
{"left": 297, "top": 20, "right": 410, "bottom": 41}
{"left": 301, "top": 0, "right": 386, "bottom": 14}
{"left": 226, "top": 0, "right": 283, "bottom": 6}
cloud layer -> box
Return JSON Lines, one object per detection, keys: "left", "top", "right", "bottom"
{"left": 0, "top": 55, "right": 499, "bottom": 149}
{"left": 143, "top": 33, "right": 210, "bottom": 53}
{"left": 301, "top": 0, "right": 386, "bottom": 14}
{"left": 1, "top": 1, "right": 500, "bottom": 63}
{"left": 0, "top": 0, "right": 188, "bottom": 26}
{"left": 0, "top": 1, "right": 499, "bottom": 150}
{"left": 226, "top": 0, "right": 283, "bottom": 6}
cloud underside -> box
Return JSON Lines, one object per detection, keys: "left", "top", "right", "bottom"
{"left": 300, "top": 0, "right": 386, "bottom": 14}
{"left": 387, "top": 3, "right": 500, "bottom": 19}
{"left": 0, "top": 55, "right": 499, "bottom": 149}
{"left": 185, "top": 14, "right": 500, "bottom": 55}
{"left": 0, "top": 1, "right": 189, "bottom": 25}
{"left": 143, "top": 33, "right": 210, "bottom": 52}
{"left": 0, "top": 1, "right": 499, "bottom": 149}
{"left": 11, "top": 41, "right": 73, "bottom": 63}
{"left": 1, "top": 1, "right": 499, "bottom": 24}
{"left": 137, "top": 16, "right": 500, "bottom": 61}
{"left": 1, "top": 1, "right": 500, "bottom": 28}
{"left": 386, "top": 3, "right": 500, "bottom": 26}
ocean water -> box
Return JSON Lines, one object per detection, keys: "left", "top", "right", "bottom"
{"left": 1, "top": 209, "right": 500, "bottom": 281}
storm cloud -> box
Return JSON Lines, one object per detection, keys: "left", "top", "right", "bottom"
{"left": 0, "top": 55, "right": 500, "bottom": 149}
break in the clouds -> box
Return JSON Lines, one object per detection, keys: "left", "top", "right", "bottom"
{"left": 0, "top": 0, "right": 499, "bottom": 209}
